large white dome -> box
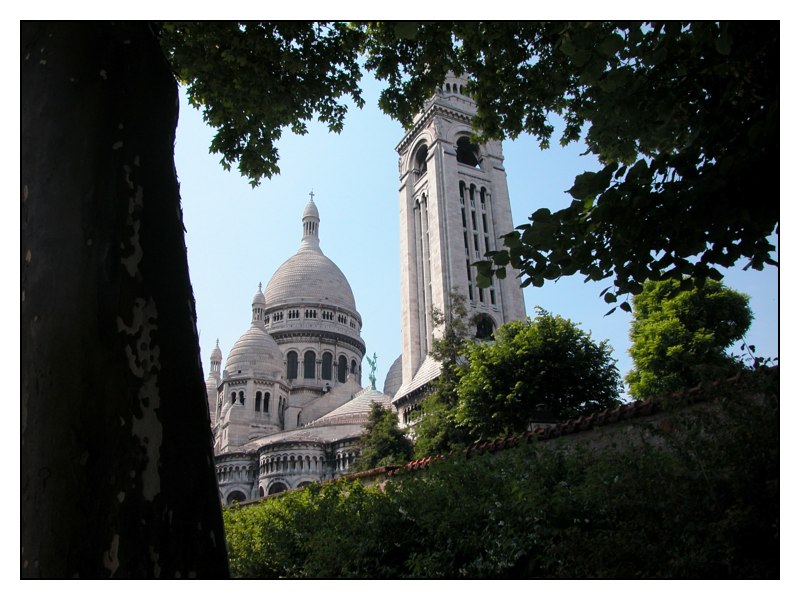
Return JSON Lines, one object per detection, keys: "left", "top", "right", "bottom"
{"left": 263, "top": 196, "right": 357, "bottom": 314}
{"left": 224, "top": 324, "right": 283, "bottom": 379}
{"left": 263, "top": 246, "right": 357, "bottom": 312}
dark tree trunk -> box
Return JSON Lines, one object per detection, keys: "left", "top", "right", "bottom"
{"left": 21, "top": 22, "right": 229, "bottom": 578}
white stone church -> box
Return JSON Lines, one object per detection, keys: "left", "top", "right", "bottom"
{"left": 208, "top": 73, "right": 526, "bottom": 504}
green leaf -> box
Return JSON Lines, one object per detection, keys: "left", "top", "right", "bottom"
{"left": 492, "top": 251, "right": 510, "bottom": 267}
{"left": 530, "top": 208, "right": 552, "bottom": 222}
{"left": 599, "top": 33, "right": 625, "bottom": 57}
{"left": 476, "top": 273, "right": 492, "bottom": 288}
{"left": 568, "top": 169, "right": 612, "bottom": 200}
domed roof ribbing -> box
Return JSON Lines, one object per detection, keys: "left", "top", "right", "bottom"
{"left": 306, "top": 387, "right": 393, "bottom": 427}
{"left": 225, "top": 323, "right": 283, "bottom": 379}
{"left": 383, "top": 354, "right": 403, "bottom": 398}
{"left": 263, "top": 194, "right": 357, "bottom": 313}
{"left": 263, "top": 251, "right": 357, "bottom": 311}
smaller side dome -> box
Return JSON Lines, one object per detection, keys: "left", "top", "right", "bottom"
{"left": 383, "top": 354, "right": 403, "bottom": 399}
{"left": 225, "top": 324, "right": 283, "bottom": 380}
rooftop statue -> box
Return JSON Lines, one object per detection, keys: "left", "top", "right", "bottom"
{"left": 366, "top": 353, "right": 378, "bottom": 389}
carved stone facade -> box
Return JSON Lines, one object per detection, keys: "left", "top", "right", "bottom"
{"left": 210, "top": 74, "right": 530, "bottom": 503}
{"left": 207, "top": 198, "right": 393, "bottom": 505}
{"left": 390, "top": 72, "right": 527, "bottom": 415}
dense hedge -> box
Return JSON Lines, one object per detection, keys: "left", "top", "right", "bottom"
{"left": 224, "top": 370, "right": 778, "bottom": 578}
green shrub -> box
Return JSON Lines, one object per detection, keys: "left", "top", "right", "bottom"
{"left": 224, "top": 371, "right": 778, "bottom": 578}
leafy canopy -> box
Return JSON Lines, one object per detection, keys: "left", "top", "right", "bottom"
{"left": 626, "top": 278, "right": 753, "bottom": 400}
{"left": 456, "top": 310, "right": 622, "bottom": 440}
{"left": 352, "top": 403, "right": 413, "bottom": 471}
{"left": 161, "top": 21, "right": 777, "bottom": 305}
{"left": 160, "top": 21, "right": 365, "bottom": 185}
{"left": 363, "top": 21, "right": 779, "bottom": 306}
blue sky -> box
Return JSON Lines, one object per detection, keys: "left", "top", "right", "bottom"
{"left": 176, "top": 70, "right": 779, "bottom": 394}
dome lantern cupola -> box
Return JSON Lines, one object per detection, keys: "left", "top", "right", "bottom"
{"left": 210, "top": 339, "right": 223, "bottom": 376}
{"left": 300, "top": 191, "right": 321, "bottom": 250}
{"left": 252, "top": 282, "right": 266, "bottom": 326}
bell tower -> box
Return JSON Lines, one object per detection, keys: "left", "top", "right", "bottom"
{"left": 395, "top": 72, "right": 526, "bottom": 392}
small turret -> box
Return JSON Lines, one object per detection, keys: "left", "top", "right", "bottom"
{"left": 252, "top": 282, "right": 266, "bottom": 326}
{"left": 207, "top": 339, "right": 223, "bottom": 428}
{"left": 300, "top": 191, "right": 321, "bottom": 250}
{"left": 210, "top": 339, "right": 222, "bottom": 377}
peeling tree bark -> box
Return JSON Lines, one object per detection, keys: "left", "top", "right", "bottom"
{"left": 21, "top": 22, "right": 229, "bottom": 578}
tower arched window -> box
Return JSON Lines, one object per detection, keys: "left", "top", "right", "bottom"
{"left": 239, "top": 391, "right": 245, "bottom": 406}
{"left": 321, "top": 352, "right": 333, "bottom": 381}
{"left": 255, "top": 391, "right": 262, "bottom": 412}
{"left": 304, "top": 350, "right": 316, "bottom": 380}
{"left": 287, "top": 351, "right": 298, "bottom": 380}
{"left": 337, "top": 354, "right": 347, "bottom": 383}
{"left": 351, "top": 359, "right": 358, "bottom": 383}
{"left": 264, "top": 392, "right": 270, "bottom": 412}
{"left": 230, "top": 392, "right": 236, "bottom": 405}
{"left": 474, "top": 313, "right": 496, "bottom": 340}
{"left": 456, "top": 136, "right": 480, "bottom": 168}
{"left": 414, "top": 144, "right": 428, "bottom": 176}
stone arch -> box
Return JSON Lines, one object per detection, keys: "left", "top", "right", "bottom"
{"left": 226, "top": 489, "right": 247, "bottom": 505}
{"left": 268, "top": 481, "right": 288, "bottom": 496}
{"left": 474, "top": 313, "right": 496, "bottom": 340}
{"left": 337, "top": 353, "right": 347, "bottom": 383}
{"left": 403, "top": 134, "right": 432, "bottom": 174}
{"left": 414, "top": 143, "right": 428, "bottom": 176}
{"left": 286, "top": 350, "right": 298, "bottom": 380}
{"left": 456, "top": 135, "right": 480, "bottom": 168}
{"left": 321, "top": 351, "right": 333, "bottom": 380}
{"left": 303, "top": 350, "right": 316, "bottom": 379}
